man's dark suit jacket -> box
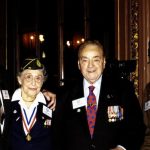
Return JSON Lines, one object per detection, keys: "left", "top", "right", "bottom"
{"left": 0, "top": 67, "right": 12, "bottom": 150}
{"left": 54, "top": 72, "right": 146, "bottom": 150}
{"left": 0, "top": 90, "right": 11, "bottom": 150}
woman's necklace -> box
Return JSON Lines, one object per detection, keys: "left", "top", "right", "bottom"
{"left": 22, "top": 96, "right": 35, "bottom": 108}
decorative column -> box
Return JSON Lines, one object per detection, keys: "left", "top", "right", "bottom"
{"left": 129, "top": 0, "right": 139, "bottom": 96}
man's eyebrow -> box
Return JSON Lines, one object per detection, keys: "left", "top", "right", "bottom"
{"left": 80, "top": 56, "right": 100, "bottom": 58}
{"left": 93, "top": 56, "right": 101, "bottom": 58}
{"left": 80, "top": 56, "right": 88, "bottom": 59}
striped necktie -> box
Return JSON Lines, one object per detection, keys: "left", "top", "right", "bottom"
{"left": 87, "top": 86, "right": 97, "bottom": 137}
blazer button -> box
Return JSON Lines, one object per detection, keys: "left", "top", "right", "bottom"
{"left": 89, "top": 144, "right": 96, "bottom": 150}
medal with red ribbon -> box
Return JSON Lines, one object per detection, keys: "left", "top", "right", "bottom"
{"left": 21, "top": 106, "right": 37, "bottom": 141}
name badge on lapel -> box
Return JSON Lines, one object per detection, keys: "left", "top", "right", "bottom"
{"left": 43, "top": 105, "right": 52, "bottom": 118}
{"left": 144, "top": 100, "right": 150, "bottom": 111}
{"left": 72, "top": 97, "right": 86, "bottom": 109}
{"left": 1, "top": 90, "right": 10, "bottom": 99}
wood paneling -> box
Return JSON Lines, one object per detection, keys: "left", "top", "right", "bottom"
{"left": 115, "top": 0, "right": 150, "bottom": 104}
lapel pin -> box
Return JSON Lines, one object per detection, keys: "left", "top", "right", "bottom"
{"left": 107, "top": 94, "right": 111, "bottom": 99}
{"left": 13, "top": 110, "right": 17, "bottom": 114}
{"left": 77, "top": 109, "right": 81, "bottom": 112}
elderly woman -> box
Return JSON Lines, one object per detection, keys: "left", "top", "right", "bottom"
{"left": 9, "top": 58, "right": 54, "bottom": 150}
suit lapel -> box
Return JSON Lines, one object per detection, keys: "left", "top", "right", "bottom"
{"left": 73, "top": 82, "right": 91, "bottom": 138}
{"left": 93, "top": 74, "right": 121, "bottom": 137}
{"left": 92, "top": 75, "right": 110, "bottom": 137}
{"left": 11, "top": 101, "right": 25, "bottom": 136}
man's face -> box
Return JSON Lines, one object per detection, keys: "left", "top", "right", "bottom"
{"left": 78, "top": 45, "right": 106, "bottom": 84}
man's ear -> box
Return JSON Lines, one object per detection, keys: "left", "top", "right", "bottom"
{"left": 103, "top": 58, "right": 106, "bottom": 68}
{"left": 78, "top": 61, "right": 81, "bottom": 70}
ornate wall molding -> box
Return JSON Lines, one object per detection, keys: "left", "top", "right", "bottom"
{"left": 129, "top": 0, "right": 139, "bottom": 96}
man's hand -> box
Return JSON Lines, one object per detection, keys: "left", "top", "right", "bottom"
{"left": 42, "top": 90, "right": 56, "bottom": 111}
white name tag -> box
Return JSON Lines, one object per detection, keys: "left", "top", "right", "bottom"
{"left": 2, "top": 90, "right": 10, "bottom": 99}
{"left": 43, "top": 105, "right": 52, "bottom": 118}
{"left": 144, "top": 100, "right": 150, "bottom": 111}
{"left": 72, "top": 97, "right": 86, "bottom": 109}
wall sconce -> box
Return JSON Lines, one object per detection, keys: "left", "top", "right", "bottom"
{"left": 66, "top": 33, "right": 85, "bottom": 48}
{"left": 22, "top": 33, "right": 45, "bottom": 49}
{"left": 66, "top": 38, "right": 85, "bottom": 48}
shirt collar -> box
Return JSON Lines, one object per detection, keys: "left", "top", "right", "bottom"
{"left": 83, "top": 75, "right": 102, "bottom": 89}
{"left": 11, "top": 88, "right": 46, "bottom": 105}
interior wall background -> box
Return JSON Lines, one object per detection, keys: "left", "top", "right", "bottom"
{"left": 0, "top": 0, "right": 116, "bottom": 92}
{"left": 115, "top": 0, "right": 139, "bottom": 96}
{"left": 138, "top": 0, "right": 150, "bottom": 105}
{"left": 0, "top": 0, "right": 7, "bottom": 69}
{"left": 115, "top": 0, "right": 150, "bottom": 105}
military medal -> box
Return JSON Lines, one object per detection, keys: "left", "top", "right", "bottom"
{"left": 107, "top": 106, "right": 124, "bottom": 122}
{"left": 26, "top": 133, "right": 32, "bottom": 141}
{"left": 21, "top": 107, "right": 37, "bottom": 142}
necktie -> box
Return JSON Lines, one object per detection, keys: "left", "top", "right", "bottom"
{"left": 87, "top": 86, "right": 97, "bottom": 137}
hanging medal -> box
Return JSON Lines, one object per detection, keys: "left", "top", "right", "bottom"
{"left": 21, "top": 106, "right": 37, "bottom": 141}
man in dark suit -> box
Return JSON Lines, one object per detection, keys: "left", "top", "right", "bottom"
{"left": 0, "top": 65, "right": 12, "bottom": 150}
{"left": 0, "top": 89, "right": 11, "bottom": 150}
{"left": 141, "top": 82, "right": 150, "bottom": 150}
{"left": 54, "top": 40, "right": 146, "bottom": 150}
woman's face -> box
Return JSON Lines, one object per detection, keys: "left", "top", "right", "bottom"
{"left": 17, "top": 69, "right": 44, "bottom": 101}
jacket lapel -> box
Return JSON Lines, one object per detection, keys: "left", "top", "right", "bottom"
{"left": 75, "top": 82, "right": 91, "bottom": 138}
{"left": 11, "top": 101, "right": 25, "bottom": 136}
{"left": 92, "top": 75, "right": 110, "bottom": 138}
